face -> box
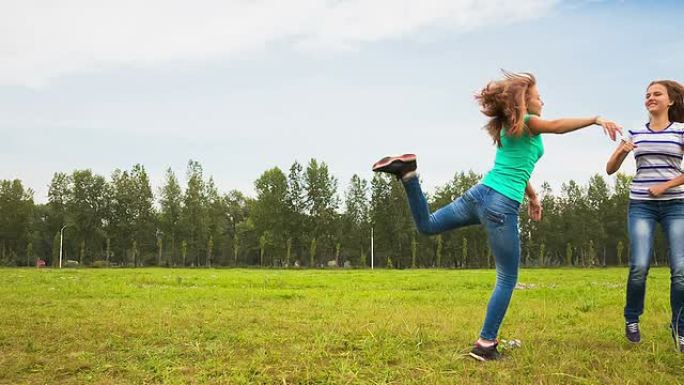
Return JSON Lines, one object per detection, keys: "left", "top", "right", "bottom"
{"left": 645, "top": 83, "right": 673, "bottom": 116}
{"left": 527, "top": 85, "right": 544, "bottom": 115}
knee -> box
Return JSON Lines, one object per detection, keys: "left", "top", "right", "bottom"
{"left": 629, "top": 265, "right": 649, "bottom": 283}
{"left": 496, "top": 271, "right": 518, "bottom": 289}
{"left": 673, "top": 277, "right": 684, "bottom": 292}
{"left": 671, "top": 266, "right": 684, "bottom": 289}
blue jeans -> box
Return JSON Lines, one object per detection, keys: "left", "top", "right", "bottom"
{"left": 625, "top": 199, "right": 684, "bottom": 330}
{"left": 403, "top": 177, "right": 520, "bottom": 340}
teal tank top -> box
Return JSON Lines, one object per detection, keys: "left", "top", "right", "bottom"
{"left": 481, "top": 114, "right": 544, "bottom": 203}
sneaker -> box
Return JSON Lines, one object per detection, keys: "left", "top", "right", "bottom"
{"left": 625, "top": 322, "right": 640, "bottom": 343}
{"left": 371, "top": 154, "right": 417, "bottom": 179}
{"left": 469, "top": 341, "right": 501, "bottom": 362}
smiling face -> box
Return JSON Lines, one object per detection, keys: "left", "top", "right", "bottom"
{"left": 645, "top": 83, "right": 673, "bottom": 117}
{"left": 527, "top": 85, "right": 544, "bottom": 116}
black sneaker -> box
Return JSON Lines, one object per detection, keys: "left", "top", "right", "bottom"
{"left": 372, "top": 154, "right": 417, "bottom": 179}
{"left": 625, "top": 322, "right": 640, "bottom": 343}
{"left": 469, "top": 341, "right": 501, "bottom": 362}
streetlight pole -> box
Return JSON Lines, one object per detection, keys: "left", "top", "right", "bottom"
{"left": 59, "top": 225, "right": 68, "bottom": 269}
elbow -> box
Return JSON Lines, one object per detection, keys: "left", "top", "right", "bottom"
{"left": 606, "top": 164, "right": 616, "bottom": 175}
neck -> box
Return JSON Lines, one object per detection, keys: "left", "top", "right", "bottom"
{"left": 650, "top": 113, "right": 670, "bottom": 130}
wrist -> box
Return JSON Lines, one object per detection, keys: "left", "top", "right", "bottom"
{"left": 594, "top": 116, "right": 603, "bottom": 126}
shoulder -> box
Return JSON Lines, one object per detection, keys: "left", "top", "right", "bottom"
{"left": 671, "top": 123, "right": 684, "bottom": 144}
{"left": 524, "top": 113, "right": 539, "bottom": 124}
{"left": 627, "top": 125, "right": 648, "bottom": 139}
{"left": 670, "top": 122, "right": 684, "bottom": 132}
{"left": 524, "top": 114, "right": 540, "bottom": 135}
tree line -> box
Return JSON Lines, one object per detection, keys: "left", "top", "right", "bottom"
{"left": 0, "top": 159, "right": 655, "bottom": 268}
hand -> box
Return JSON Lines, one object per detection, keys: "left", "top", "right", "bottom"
{"left": 618, "top": 140, "right": 638, "bottom": 154}
{"left": 596, "top": 117, "right": 623, "bottom": 141}
{"left": 528, "top": 196, "right": 542, "bottom": 222}
{"left": 649, "top": 183, "right": 669, "bottom": 197}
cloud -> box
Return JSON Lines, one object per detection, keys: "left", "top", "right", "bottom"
{"left": 0, "top": 0, "right": 558, "bottom": 87}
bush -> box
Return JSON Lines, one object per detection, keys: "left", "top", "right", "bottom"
{"left": 91, "top": 260, "right": 110, "bottom": 268}
{"left": 0, "top": 259, "right": 17, "bottom": 267}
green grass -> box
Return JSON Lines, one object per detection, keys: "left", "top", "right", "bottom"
{"left": 0, "top": 267, "right": 682, "bottom": 384}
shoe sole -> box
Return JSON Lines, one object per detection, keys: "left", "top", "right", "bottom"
{"left": 468, "top": 352, "right": 487, "bottom": 362}
{"left": 372, "top": 154, "right": 416, "bottom": 171}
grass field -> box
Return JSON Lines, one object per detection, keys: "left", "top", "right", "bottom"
{"left": 1, "top": 267, "right": 682, "bottom": 384}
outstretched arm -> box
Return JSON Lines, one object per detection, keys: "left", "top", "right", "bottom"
{"left": 527, "top": 115, "right": 622, "bottom": 141}
{"left": 606, "top": 140, "right": 636, "bottom": 175}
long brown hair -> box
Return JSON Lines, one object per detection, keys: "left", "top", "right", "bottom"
{"left": 476, "top": 71, "right": 536, "bottom": 147}
{"left": 648, "top": 80, "right": 684, "bottom": 123}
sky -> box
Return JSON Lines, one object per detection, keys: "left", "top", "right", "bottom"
{"left": 2, "top": 0, "right": 683, "bottom": 203}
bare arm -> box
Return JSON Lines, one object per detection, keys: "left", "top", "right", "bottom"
{"left": 606, "top": 140, "right": 636, "bottom": 175}
{"left": 527, "top": 116, "right": 622, "bottom": 140}
{"left": 525, "top": 182, "right": 542, "bottom": 221}
{"left": 525, "top": 182, "right": 537, "bottom": 200}
{"left": 649, "top": 173, "right": 684, "bottom": 197}
{"left": 660, "top": 174, "right": 684, "bottom": 189}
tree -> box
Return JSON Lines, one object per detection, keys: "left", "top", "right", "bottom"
{"left": 285, "top": 161, "right": 308, "bottom": 265}
{"left": 47, "top": 173, "right": 69, "bottom": 264}
{"left": 205, "top": 177, "right": 228, "bottom": 266}
{"left": 65, "top": 170, "right": 108, "bottom": 264}
{"left": 0, "top": 180, "right": 34, "bottom": 265}
{"left": 342, "top": 174, "right": 370, "bottom": 266}
{"left": 182, "top": 160, "right": 207, "bottom": 266}
{"left": 225, "top": 191, "right": 249, "bottom": 266}
{"left": 586, "top": 174, "right": 610, "bottom": 266}
{"left": 606, "top": 173, "right": 631, "bottom": 264}
{"left": 129, "top": 164, "right": 155, "bottom": 266}
{"left": 304, "top": 159, "right": 339, "bottom": 265}
{"left": 159, "top": 168, "right": 183, "bottom": 266}
{"left": 107, "top": 165, "right": 155, "bottom": 266}
{"left": 251, "top": 167, "right": 289, "bottom": 265}
{"left": 370, "top": 173, "right": 392, "bottom": 266}
{"left": 109, "top": 169, "right": 134, "bottom": 266}
{"left": 560, "top": 180, "right": 587, "bottom": 266}
{"left": 309, "top": 238, "right": 317, "bottom": 267}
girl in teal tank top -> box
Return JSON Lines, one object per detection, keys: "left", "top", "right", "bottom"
{"left": 372, "top": 71, "right": 622, "bottom": 361}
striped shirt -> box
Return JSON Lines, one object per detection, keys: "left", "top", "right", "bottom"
{"left": 627, "top": 122, "right": 684, "bottom": 200}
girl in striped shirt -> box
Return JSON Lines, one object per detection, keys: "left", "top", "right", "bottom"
{"left": 606, "top": 80, "right": 684, "bottom": 352}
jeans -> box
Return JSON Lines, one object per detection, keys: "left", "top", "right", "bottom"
{"left": 403, "top": 176, "right": 520, "bottom": 340}
{"left": 625, "top": 199, "right": 684, "bottom": 331}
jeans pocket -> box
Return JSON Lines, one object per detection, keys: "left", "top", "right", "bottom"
{"left": 485, "top": 208, "right": 505, "bottom": 226}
